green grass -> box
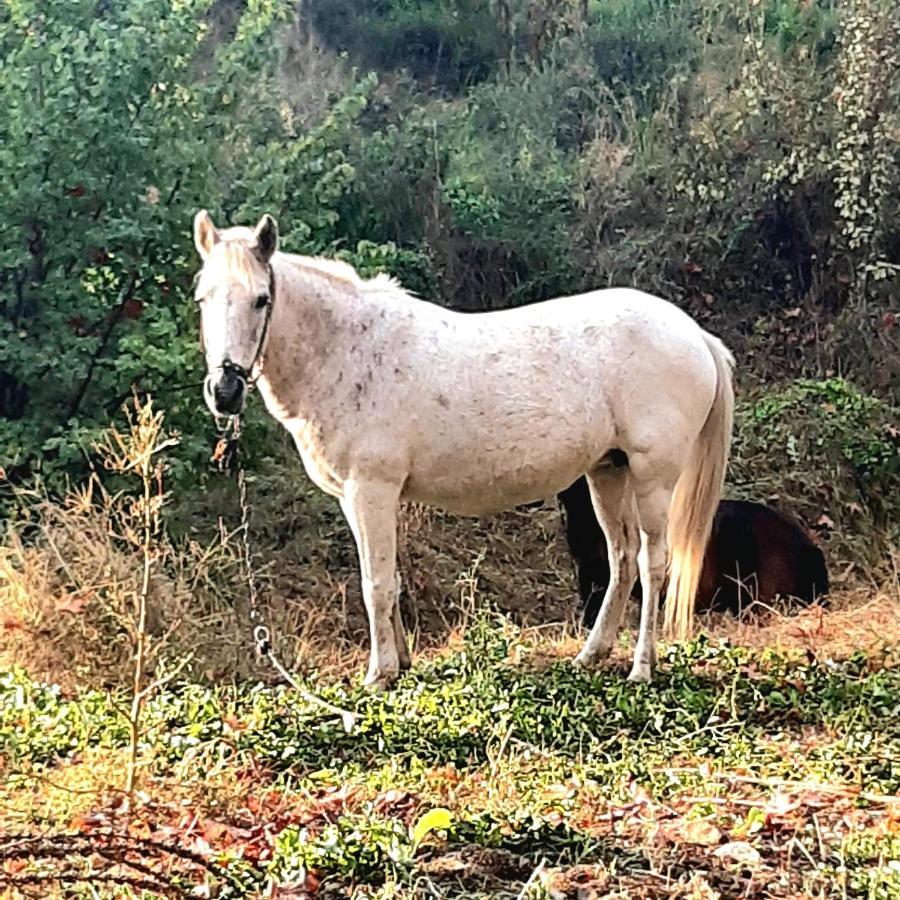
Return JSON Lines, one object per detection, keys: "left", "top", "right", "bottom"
{"left": 2, "top": 612, "right": 899, "bottom": 897}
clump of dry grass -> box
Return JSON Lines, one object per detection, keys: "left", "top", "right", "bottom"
{"left": 704, "top": 566, "right": 900, "bottom": 662}
{"left": 0, "top": 485, "right": 241, "bottom": 691}
{"left": 0, "top": 484, "right": 377, "bottom": 691}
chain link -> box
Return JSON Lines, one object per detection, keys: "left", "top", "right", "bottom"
{"left": 216, "top": 415, "right": 356, "bottom": 733}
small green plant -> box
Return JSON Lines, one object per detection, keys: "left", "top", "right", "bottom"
{"left": 272, "top": 814, "right": 413, "bottom": 884}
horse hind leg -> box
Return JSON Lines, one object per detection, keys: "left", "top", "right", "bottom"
{"left": 574, "top": 465, "right": 639, "bottom": 668}
{"left": 393, "top": 573, "right": 412, "bottom": 671}
{"left": 629, "top": 472, "right": 678, "bottom": 683}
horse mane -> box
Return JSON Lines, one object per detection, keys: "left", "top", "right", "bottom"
{"left": 197, "top": 233, "right": 406, "bottom": 298}
{"left": 283, "top": 253, "right": 406, "bottom": 295}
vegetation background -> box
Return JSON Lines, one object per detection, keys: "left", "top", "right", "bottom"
{"left": 0, "top": 0, "right": 899, "bottom": 897}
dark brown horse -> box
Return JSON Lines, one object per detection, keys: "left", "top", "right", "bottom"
{"left": 558, "top": 477, "right": 828, "bottom": 627}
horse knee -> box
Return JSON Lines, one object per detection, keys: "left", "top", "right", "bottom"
{"left": 360, "top": 575, "right": 397, "bottom": 614}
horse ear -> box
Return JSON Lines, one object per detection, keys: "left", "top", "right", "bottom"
{"left": 194, "top": 210, "right": 219, "bottom": 260}
{"left": 254, "top": 214, "right": 279, "bottom": 263}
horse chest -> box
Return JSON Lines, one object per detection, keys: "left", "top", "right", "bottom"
{"left": 289, "top": 419, "right": 352, "bottom": 499}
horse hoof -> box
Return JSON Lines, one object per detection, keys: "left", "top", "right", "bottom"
{"left": 363, "top": 670, "right": 398, "bottom": 693}
{"left": 627, "top": 665, "right": 653, "bottom": 684}
{"left": 573, "top": 645, "right": 612, "bottom": 669}
{"left": 398, "top": 654, "right": 412, "bottom": 672}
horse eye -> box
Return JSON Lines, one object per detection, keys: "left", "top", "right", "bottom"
{"left": 255, "top": 293, "right": 269, "bottom": 310}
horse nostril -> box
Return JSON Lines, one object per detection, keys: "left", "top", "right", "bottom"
{"left": 208, "top": 372, "right": 246, "bottom": 414}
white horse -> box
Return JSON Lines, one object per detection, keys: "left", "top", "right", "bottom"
{"left": 193, "top": 211, "right": 734, "bottom": 689}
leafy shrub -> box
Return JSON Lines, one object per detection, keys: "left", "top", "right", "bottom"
{"left": 586, "top": 0, "right": 699, "bottom": 110}
{"left": 0, "top": 1, "right": 410, "bottom": 494}
{"left": 731, "top": 378, "right": 900, "bottom": 558}
{"left": 308, "top": 0, "right": 505, "bottom": 93}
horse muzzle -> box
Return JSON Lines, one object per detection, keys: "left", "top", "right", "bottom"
{"left": 205, "top": 368, "right": 247, "bottom": 416}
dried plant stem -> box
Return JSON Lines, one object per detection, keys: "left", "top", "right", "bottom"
{"left": 125, "top": 441, "right": 154, "bottom": 801}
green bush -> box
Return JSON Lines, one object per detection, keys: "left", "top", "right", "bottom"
{"left": 308, "top": 0, "right": 505, "bottom": 93}
{"left": 731, "top": 378, "right": 900, "bottom": 558}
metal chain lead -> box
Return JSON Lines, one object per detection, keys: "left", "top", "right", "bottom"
{"left": 232, "top": 416, "right": 271, "bottom": 658}
{"left": 222, "top": 415, "right": 356, "bottom": 733}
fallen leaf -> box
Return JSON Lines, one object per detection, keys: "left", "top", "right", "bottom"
{"left": 128, "top": 818, "right": 152, "bottom": 839}
{"left": 412, "top": 807, "right": 453, "bottom": 850}
{"left": 373, "top": 788, "right": 417, "bottom": 819}
{"left": 71, "top": 812, "right": 110, "bottom": 832}
{"left": 659, "top": 818, "right": 723, "bottom": 846}
{"left": 3, "top": 859, "right": 29, "bottom": 875}
{"left": 201, "top": 818, "right": 230, "bottom": 843}
{"left": 681, "top": 819, "right": 723, "bottom": 845}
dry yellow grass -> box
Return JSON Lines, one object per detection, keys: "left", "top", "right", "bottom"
{"left": 0, "top": 470, "right": 576, "bottom": 689}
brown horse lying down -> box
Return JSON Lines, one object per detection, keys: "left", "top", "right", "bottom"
{"left": 558, "top": 477, "right": 828, "bottom": 627}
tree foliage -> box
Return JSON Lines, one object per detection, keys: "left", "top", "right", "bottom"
{"left": 0, "top": 0, "right": 418, "bottom": 491}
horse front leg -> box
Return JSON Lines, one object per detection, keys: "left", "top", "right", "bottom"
{"left": 340, "top": 479, "right": 403, "bottom": 691}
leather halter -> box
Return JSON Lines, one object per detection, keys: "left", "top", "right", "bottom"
{"left": 199, "top": 262, "right": 276, "bottom": 388}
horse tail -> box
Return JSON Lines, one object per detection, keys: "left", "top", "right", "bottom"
{"left": 663, "top": 333, "right": 735, "bottom": 640}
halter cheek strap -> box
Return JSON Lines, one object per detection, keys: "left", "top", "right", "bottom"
{"left": 201, "top": 262, "right": 276, "bottom": 388}
{"left": 245, "top": 263, "right": 277, "bottom": 387}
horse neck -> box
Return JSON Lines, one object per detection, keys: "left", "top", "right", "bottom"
{"left": 257, "top": 256, "right": 375, "bottom": 420}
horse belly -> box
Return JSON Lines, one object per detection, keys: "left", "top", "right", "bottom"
{"left": 402, "top": 432, "right": 599, "bottom": 516}
{"left": 404, "top": 475, "right": 575, "bottom": 516}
